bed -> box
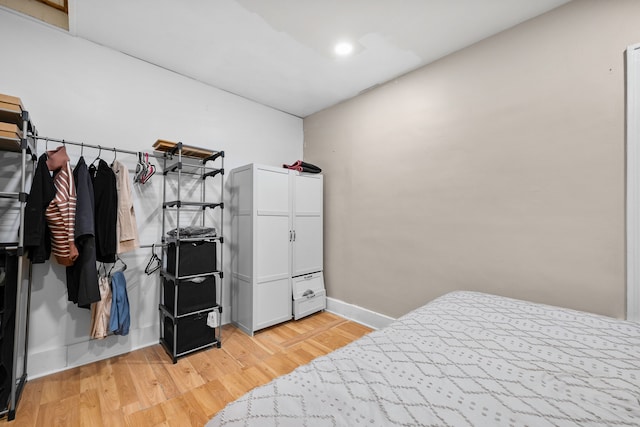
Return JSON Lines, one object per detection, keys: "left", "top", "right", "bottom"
{"left": 207, "top": 291, "right": 640, "bottom": 426}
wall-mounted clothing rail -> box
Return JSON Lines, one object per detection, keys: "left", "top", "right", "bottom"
{"left": 32, "top": 135, "right": 180, "bottom": 253}
{"left": 139, "top": 243, "right": 167, "bottom": 249}
{"left": 31, "top": 135, "right": 165, "bottom": 160}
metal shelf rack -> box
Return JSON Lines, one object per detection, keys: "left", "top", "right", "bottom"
{"left": 158, "top": 141, "right": 224, "bottom": 363}
{"left": 0, "top": 104, "right": 37, "bottom": 421}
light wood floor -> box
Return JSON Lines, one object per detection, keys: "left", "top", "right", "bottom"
{"left": 1, "top": 311, "right": 372, "bottom": 427}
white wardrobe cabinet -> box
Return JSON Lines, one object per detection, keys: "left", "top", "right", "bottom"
{"left": 230, "top": 164, "right": 325, "bottom": 336}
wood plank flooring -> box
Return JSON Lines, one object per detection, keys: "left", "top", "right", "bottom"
{"left": 2, "top": 311, "right": 372, "bottom": 427}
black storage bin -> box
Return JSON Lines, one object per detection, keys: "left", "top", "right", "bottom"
{"left": 0, "top": 247, "right": 17, "bottom": 407}
{"left": 162, "top": 310, "right": 216, "bottom": 355}
{"left": 163, "top": 275, "right": 216, "bottom": 316}
{"left": 167, "top": 241, "right": 216, "bottom": 276}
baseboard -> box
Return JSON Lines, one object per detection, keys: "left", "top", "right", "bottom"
{"left": 27, "top": 304, "right": 232, "bottom": 380}
{"left": 28, "top": 324, "right": 159, "bottom": 380}
{"left": 325, "top": 297, "right": 395, "bottom": 330}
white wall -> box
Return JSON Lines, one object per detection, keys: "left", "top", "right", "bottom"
{"left": 0, "top": 9, "right": 302, "bottom": 378}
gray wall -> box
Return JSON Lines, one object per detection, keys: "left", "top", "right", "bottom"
{"left": 304, "top": 0, "right": 640, "bottom": 319}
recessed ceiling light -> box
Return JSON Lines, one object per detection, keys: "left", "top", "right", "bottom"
{"left": 334, "top": 41, "right": 354, "bottom": 57}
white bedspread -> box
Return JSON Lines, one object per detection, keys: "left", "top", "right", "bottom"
{"left": 208, "top": 291, "right": 640, "bottom": 426}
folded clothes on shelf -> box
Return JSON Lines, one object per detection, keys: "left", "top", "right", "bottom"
{"left": 166, "top": 226, "right": 217, "bottom": 238}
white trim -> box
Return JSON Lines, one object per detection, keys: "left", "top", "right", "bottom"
{"left": 26, "top": 305, "right": 232, "bottom": 380}
{"left": 0, "top": 4, "right": 69, "bottom": 33}
{"left": 627, "top": 43, "right": 640, "bottom": 322}
{"left": 326, "top": 297, "right": 395, "bottom": 330}
{"left": 27, "top": 324, "right": 158, "bottom": 380}
{"left": 67, "top": 0, "right": 77, "bottom": 35}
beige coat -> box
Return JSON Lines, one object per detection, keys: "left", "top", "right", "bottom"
{"left": 90, "top": 275, "right": 111, "bottom": 339}
{"left": 112, "top": 160, "right": 140, "bottom": 253}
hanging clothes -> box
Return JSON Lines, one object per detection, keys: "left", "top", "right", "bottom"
{"left": 89, "top": 159, "right": 117, "bottom": 263}
{"left": 112, "top": 159, "right": 139, "bottom": 254}
{"left": 24, "top": 153, "right": 56, "bottom": 264}
{"left": 74, "top": 156, "right": 96, "bottom": 238}
{"left": 66, "top": 156, "right": 100, "bottom": 308}
{"left": 44, "top": 146, "right": 79, "bottom": 267}
{"left": 90, "top": 274, "right": 112, "bottom": 339}
{"left": 109, "top": 271, "right": 130, "bottom": 336}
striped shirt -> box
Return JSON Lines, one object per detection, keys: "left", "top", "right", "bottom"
{"left": 45, "top": 161, "right": 78, "bottom": 266}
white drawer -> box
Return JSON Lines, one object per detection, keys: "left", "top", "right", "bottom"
{"left": 293, "top": 289, "right": 326, "bottom": 320}
{"left": 292, "top": 271, "right": 324, "bottom": 299}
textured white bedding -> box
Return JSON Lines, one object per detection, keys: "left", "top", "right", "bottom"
{"left": 208, "top": 291, "right": 640, "bottom": 426}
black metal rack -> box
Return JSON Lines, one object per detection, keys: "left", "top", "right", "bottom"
{"left": 159, "top": 142, "right": 224, "bottom": 363}
{"left": 0, "top": 105, "right": 37, "bottom": 421}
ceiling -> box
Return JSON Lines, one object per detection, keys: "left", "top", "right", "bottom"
{"left": 69, "top": 0, "right": 570, "bottom": 118}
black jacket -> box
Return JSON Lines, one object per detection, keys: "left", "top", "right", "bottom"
{"left": 24, "top": 154, "right": 56, "bottom": 263}
{"left": 74, "top": 156, "right": 95, "bottom": 238}
{"left": 89, "top": 159, "right": 117, "bottom": 263}
{"left": 66, "top": 157, "right": 100, "bottom": 307}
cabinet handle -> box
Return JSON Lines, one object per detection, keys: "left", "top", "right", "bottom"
{"left": 293, "top": 230, "right": 296, "bottom": 241}
{"left": 289, "top": 230, "right": 292, "bottom": 242}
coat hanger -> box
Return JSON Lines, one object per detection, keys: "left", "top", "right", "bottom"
{"left": 108, "top": 255, "right": 127, "bottom": 277}
{"left": 92, "top": 145, "right": 102, "bottom": 167}
{"left": 141, "top": 153, "right": 156, "bottom": 184}
{"left": 98, "top": 262, "right": 107, "bottom": 277}
{"left": 111, "top": 147, "right": 117, "bottom": 167}
{"left": 145, "top": 244, "right": 162, "bottom": 275}
{"left": 134, "top": 152, "right": 144, "bottom": 183}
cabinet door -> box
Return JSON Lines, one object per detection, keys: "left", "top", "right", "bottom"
{"left": 255, "top": 278, "right": 292, "bottom": 330}
{"left": 292, "top": 174, "right": 323, "bottom": 276}
{"left": 254, "top": 167, "right": 292, "bottom": 327}
{"left": 255, "top": 168, "right": 291, "bottom": 284}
